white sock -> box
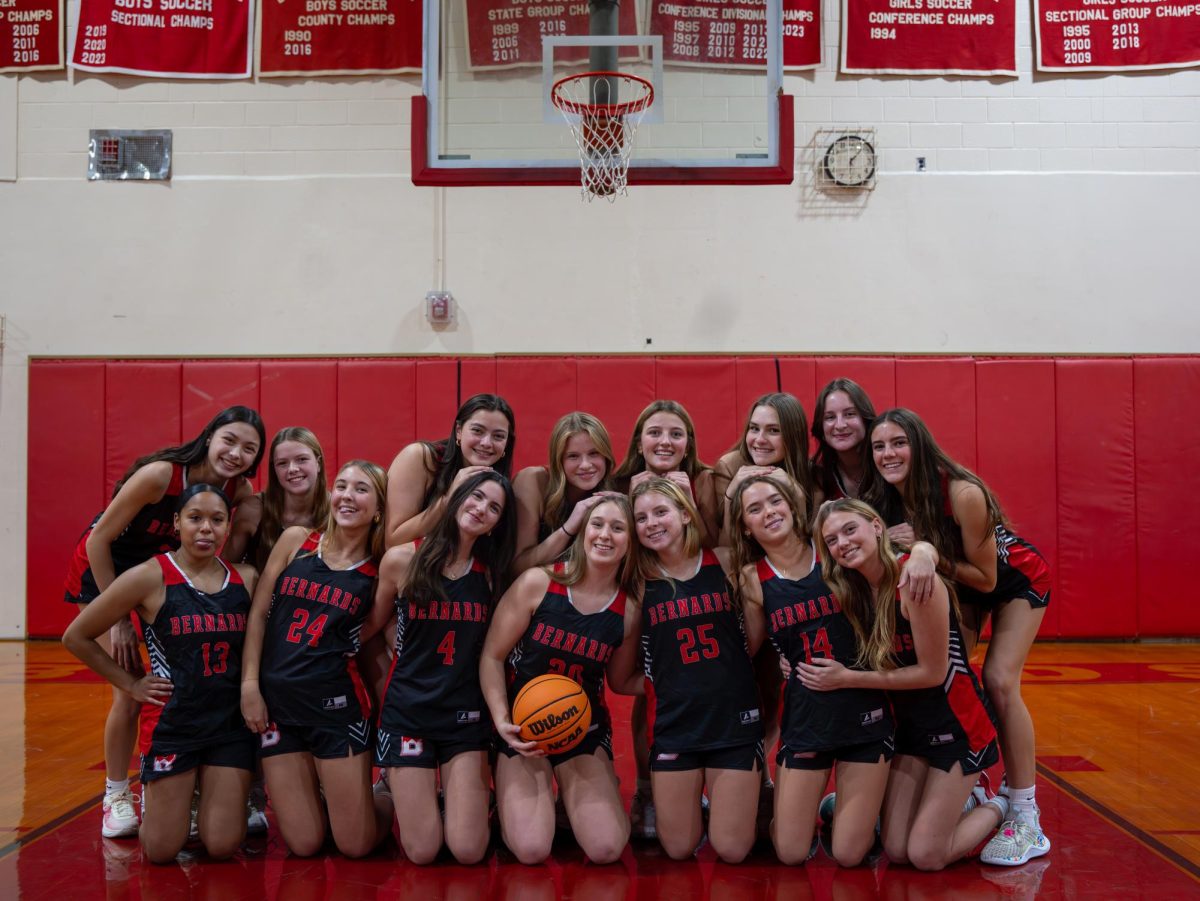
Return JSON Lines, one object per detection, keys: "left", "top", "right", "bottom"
{"left": 1009, "top": 785, "right": 1038, "bottom": 824}
{"left": 105, "top": 778, "right": 130, "bottom": 797}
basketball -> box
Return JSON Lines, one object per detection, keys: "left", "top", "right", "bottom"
{"left": 511, "top": 674, "right": 592, "bottom": 755}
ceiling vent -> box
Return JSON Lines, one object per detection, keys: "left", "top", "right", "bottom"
{"left": 88, "top": 130, "right": 172, "bottom": 181}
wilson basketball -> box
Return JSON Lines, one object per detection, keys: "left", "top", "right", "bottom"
{"left": 511, "top": 673, "right": 592, "bottom": 755}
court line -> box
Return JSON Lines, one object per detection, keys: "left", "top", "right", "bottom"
{"left": 0, "top": 791, "right": 105, "bottom": 860}
{"left": 1037, "top": 762, "right": 1200, "bottom": 884}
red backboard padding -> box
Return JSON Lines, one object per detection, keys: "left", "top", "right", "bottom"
{"left": 25, "top": 355, "right": 1200, "bottom": 638}
{"left": 260, "top": 360, "right": 339, "bottom": 476}
{"left": 28, "top": 361, "right": 107, "bottom": 637}
{"left": 1055, "top": 359, "right": 1137, "bottom": 638}
{"left": 1133, "top": 358, "right": 1200, "bottom": 636}
{"left": 104, "top": 362, "right": 182, "bottom": 495}
{"left": 975, "top": 360, "right": 1059, "bottom": 638}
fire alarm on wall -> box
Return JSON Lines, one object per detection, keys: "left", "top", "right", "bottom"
{"left": 426, "top": 291, "right": 455, "bottom": 325}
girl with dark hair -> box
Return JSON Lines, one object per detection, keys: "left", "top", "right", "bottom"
{"left": 863, "top": 408, "right": 1053, "bottom": 867}
{"left": 63, "top": 484, "right": 259, "bottom": 864}
{"left": 811, "top": 379, "right": 877, "bottom": 502}
{"left": 513, "top": 411, "right": 620, "bottom": 573}
{"left": 225, "top": 427, "right": 331, "bottom": 569}
{"left": 803, "top": 499, "right": 1007, "bottom": 872}
{"left": 622, "top": 477, "right": 764, "bottom": 864}
{"left": 385, "top": 394, "right": 516, "bottom": 548}
{"left": 63, "top": 405, "right": 265, "bottom": 839}
{"left": 240, "top": 460, "right": 392, "bottom": 859}
{"left": 480, "top": 495, "right": 641, "bottom": 866}
{"left": 366, "top": 470, "right": 517, "bottom": 864}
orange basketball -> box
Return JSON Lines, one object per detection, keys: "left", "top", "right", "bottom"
{"left": 511, "top": 673, "right": 592, "bottom": 755}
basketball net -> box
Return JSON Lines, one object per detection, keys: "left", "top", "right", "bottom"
{"left": 551, "top": 72, "right": 654, "bottom": 203}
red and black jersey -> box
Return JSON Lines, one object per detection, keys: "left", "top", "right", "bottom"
{"left": 139, "top": 554, "right": 251, "bottom": 753}
{"left": 65, "top": 464, "right": 240, "bottom": 602}
{"left": 506, "top": 566, "right": 626, "bottom": 736}
{"left": 641, "top": 550, "right": 762, "bottom": 753}
{"left": 379, "top": 558, "right": 493, "bottom": 742}
{"left": 889, "top": 558, "right": 996, "bottom": 762}
{"left": 259, "top": 532, "right": 377, "bottom": 726}
{"left": 759, "top": 553, "right": 893, "bottom": 753}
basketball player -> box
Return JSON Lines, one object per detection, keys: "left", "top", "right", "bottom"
{"left": 385, "top": 394, "right": 516, "bottom": 548}
{"left": 63, "top": 406, "right": 265, "bottom": 838}
{"left": 864, "top": 409, "right": 1052, "bottom": 866}
{"left": 367, "top": 470, "right": 517, "bottom": 864}
{"left": 802, "top": 499, "right": 1007, "bottom": 871}
{"left": 512, "top": 411, "right": 621, "bottom": 572}
{"left": 63, "top": 483, "right": 258, "bottom": 864}
{"left": 480, "top": 496, "right": 640, "bottom": 866}
{"left": 623, "top": 477, "right": 763, "bottom": 864}
{"left": 240, "top": 461, "right": 391, "bottom": 858}
{"left": 811, "top": 379, "right": 878, "bottom": 502}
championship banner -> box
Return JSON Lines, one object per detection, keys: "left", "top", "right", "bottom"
{"left": 71, "top": 0, "right": 254, "bottom": 77}
{"left": 463, "top": 0, "right": 640, "bottom": 71}
{"left": 1035, "top": 0, "right": 1200, "bottom": 72}
{"left": 1, "top": 0, "right": 63, "bottom": 72}
{"left": 840, "top": 0, "right": 1016, "bottom": 75}
{"left": 257, "top": 0, "right": 420, "bottom": 76}
{"left": 652, "top": 0, "right": 821, "bottom": 71}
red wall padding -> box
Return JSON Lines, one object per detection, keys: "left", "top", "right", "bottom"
{"left": 27, "top": 355, "right": 1200, "bottom": 639}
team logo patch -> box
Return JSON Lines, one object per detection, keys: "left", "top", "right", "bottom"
{"left": 739, "top": 708, "right": 761, "bottom": 725}
{"left": 656, "top": 752, "right": 679, "bottom": 761}
{"left": 153, "top": 754, "right": 176, "bottom": 772}
{"left": 860, "top": 708, "right": 884, "bottom": 726}
{"left": 322, "top": 695, "right": 348, "bottom": 711}
{"left": 399, "top": 737, "right": 424, "bottom": 757}
{"left": 928, "top": 732, "right": 956, "bottom": 746}
{"left": 456, "top": 710, "right": 481, "bottom": 724}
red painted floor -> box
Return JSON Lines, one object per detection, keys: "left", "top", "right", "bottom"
{"left": 4, "top": 644, "right": 1200, "bottom": 899}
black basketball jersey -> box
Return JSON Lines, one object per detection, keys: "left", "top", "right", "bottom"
{"left": 758, "top": 554, "right": 893, "bottom": 752}
{"left": 139, "top": 554, "right": 251, "bottom": 751}
{"left": 379, "top": 558, "right": 493, "bottom": 742}
{"left": 259, "top": 532, "right": 377, "bottom": 726}
{"left": 507, "top": 568, "right": 626, "bottom": 736}
{"left": 890, "top": 558, "right": 996, "bottom": 757}
{"left": 641, "top": 550, "right": 762, "bottom": 753}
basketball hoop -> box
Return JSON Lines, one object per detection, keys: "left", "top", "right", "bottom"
{"left": 550, "top": 71, "right": 654, "bottom": 202}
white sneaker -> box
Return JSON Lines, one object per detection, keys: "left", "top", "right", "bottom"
{"left": 246, "top": 784, "right": 269, "bottom": 835}
{"left": 980, "top": 819, "right": 1051, "bottom": 866}
{"left": 102, "top": 789, "right": 140, "bottom": 839}
{"left": 630, "top": 790, "right": 657, "bottom": 840}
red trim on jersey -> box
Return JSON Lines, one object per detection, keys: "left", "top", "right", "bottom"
{"left": 700, "top": 548, "right": 720, "bottom": 568}
{"left": 139, "top": 702, "right": 164, "bottom": 755}
{"left": 359, "top": 560, "right": 379, "bottom": 579}
{"left": 347, "top": 658, "right": 373, "bottom": 721}
{"left": 226, "top": 563, "right": 244, "bottom": 586}
{"left": 756, "top": 558, "right": 776, "bottom": 583}
{"left": 300, "top": 531, "right": 321, "bottom": 554}
{"left": 644, "top": 678, "right": 657, "bottom": 748}
{"left": 547, "top": 579, "right": 569, "bottom": 598}
{"left": 610, "top": 589, "right": 627, "bottom": 618}
{"left": 166, "top": 463, "right": 185, "bottom": 496}
{"left": 1006, "top": 541, "right": 1052, "bottom": 594}
{"left": 156, "top": 554, "right": 187, "bottom": 587}
{"left": 63, "top": 531, "right": 91, "bottom": 597}
{"left": 470, "top": 558, "right": 486, "bottom": 574}
{"left": 946, "top": 668, "right": 997, "bottom": 751}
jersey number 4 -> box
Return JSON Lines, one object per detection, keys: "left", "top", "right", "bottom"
{"left": 286, "top": 609, "right": 329, "bottom": 647}
{"left": 677, "top": 624, "right": 719, "bottom": 665}
{"left": 438, "top": 631, "right": 456, "bottom": 666}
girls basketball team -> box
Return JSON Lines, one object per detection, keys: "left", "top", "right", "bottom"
{"left": 62, "top": 380, "right": 1052, "bottom": 871}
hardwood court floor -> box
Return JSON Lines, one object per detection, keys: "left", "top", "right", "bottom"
{"left": 2, "top": 640, "right": 1198, "bottom": 899}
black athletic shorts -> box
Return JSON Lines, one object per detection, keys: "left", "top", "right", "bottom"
{"left": 777, "top": 736, "right": 895, "bottom": 771}
{"left": 140, "top": 733, "right": 256, "bottom": 783}
{"left": 258, "top": 719, "right": 372, "bottom": 760}
{"left": 497, "top": 724, "right": 613, "bottom": 766}
{"left": 376, "top": 728, "right": 490, "bottom": 769}
{"left": 651, "top": 741, "right": 764, "bottom": 773}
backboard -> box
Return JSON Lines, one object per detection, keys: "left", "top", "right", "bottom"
{"left": 413, "top": 0, "right": 793, "bottom": 187}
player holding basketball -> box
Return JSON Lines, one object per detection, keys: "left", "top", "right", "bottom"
{"left": 802, "top": 498, "right": 1008, "bottom": 872}
{"left": 367, "top": 470, "right": 517, "bottom": 865}
{"left": 811, "top": 379, "right": 878, "bottom": 502}
{"left": 63, "top": 484, "right": 258, "bottom": 864}
{"left": 240, "top": 461, "right": 392, "bottom": 858}
{"left": 864, "top": 408, "right": 1052, "bottom": 866}
{"left": 480, "top": 495, "right": 640, "bottom": 866}
{"left": 623, "top": 477, "right": 764, "bottom": 864}
{"left": 385, "top": 394, "right": 516, "bottom": 548}
{"left": 612, "top": 399, "right": 717, "bottom": 836}
{"left": 63, "top": 405, "right": 265, "bottom": 839}
{"left": 225, "top": 427, "right": 330, "bottom": 569}
{"left": 730, "top": 475, "right": 923, "bottom": 866}
{"left": 512, "top": 411, "right": 621, "bottom": 573}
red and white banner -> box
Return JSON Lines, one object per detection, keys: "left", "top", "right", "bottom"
{"left": 1035, "top": 0, "right": 1200, "bottom": 72}
{"left": 463, "top": 0, "right": 640, "bottom": 71}
{"left": 256, "top": 0, "right": 420, "bottom": 76}
{"left": 1, "top": 0, "right": 62, "bottom": 71}
{"left": 71, "top": 0, "right": 254, "bottom": 77}
{"left": 651, "top": 0, "right": 821, "bottom": 71}
{"left": 840, "top": 0, "right": 1016, "bottom": 75}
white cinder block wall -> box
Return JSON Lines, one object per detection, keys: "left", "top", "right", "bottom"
{"left": 0, "top": 0, "right": 1197, "bottom": 635}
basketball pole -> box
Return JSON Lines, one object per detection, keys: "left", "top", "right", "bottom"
{"left": 588, "top": 0, "right": 619, "bottom": 106}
